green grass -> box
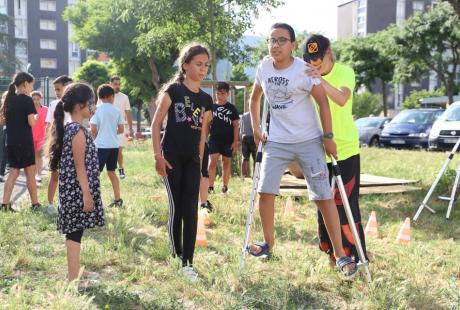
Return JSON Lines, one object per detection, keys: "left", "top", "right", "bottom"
{"left": 1, "top": 144, "right": 460, "bottom": 309}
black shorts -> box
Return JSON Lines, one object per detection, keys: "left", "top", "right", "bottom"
{"left": 241, "top": 136, "right": 256, "bottom": 161}
{"left": 201, "top": 143, "right": 209, "bottom": 178}
{"left": 97, "top": 148, "right": 119, "bottom": 172}
{"left": 7, "top": 144, "right": 35, "bottom": 169}
{"left": 208, "top": 139, "right": 232, "bottom": 158}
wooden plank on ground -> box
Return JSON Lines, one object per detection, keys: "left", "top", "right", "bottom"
{"left": 280, "top": 173, "right": 418, "bottom": 189}
{"left": 279, "top": 185, "right": 421, "bottom": 197}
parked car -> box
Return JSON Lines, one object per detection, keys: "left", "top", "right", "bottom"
{"left": 429, "top": 101, "right": 460, "bottom": 151}
{"left": 355, "top": 117, "right": 391, "bottom": 147}
{"left": 380, "top": 108, "right": 444, "bottom": 149}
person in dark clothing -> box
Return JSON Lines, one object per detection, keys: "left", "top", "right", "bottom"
{"left": 207, "top": 82, "right": 239, "bottom": 194}
{"left": 0, "top": 91, "right": 8, "bottom": 182}
{"left": 151, "top": 43, "right": 213, "bottom": 282}
{"left": 0, "top": 72, "right": 40, "bottom": 211}
{"left": 240, "top": 111, "right": 256, "bottom": 177}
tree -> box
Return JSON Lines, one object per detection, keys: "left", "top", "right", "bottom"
{"left": 352, "top": 91, "right": 382, "bottom": 118}
{"left": 393, "top": 2, "right": 460, "bottom": 104}
{"left": 72, "top": 60, "right": 111, "bottom": 91}
{"left": 334, "top": 28, "right": 397, "bottom": 116}
{"left": 65, "top": 0, "right": 282, "bottom": 118}
{"left": 442, "top": 0, "right": 460, "bottom": 16}
{"left": 0, "top": 14, "right": 21, "bottom": 76}
{"left": 401, "top": 88, "right": 445, "bottom": 109}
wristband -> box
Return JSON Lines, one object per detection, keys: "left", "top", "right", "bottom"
{"left": 322, "top": 133, "right": 334, "bottom": 139}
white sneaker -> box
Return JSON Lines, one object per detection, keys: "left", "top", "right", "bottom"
{"left": 182, "top": 266, "right": 198, "bottom": 283}
{"left": 47, "top": 204, "right": 57, "bottom": 215}
{"left": 35, "top": 175, "right": 42, "bottom": 182}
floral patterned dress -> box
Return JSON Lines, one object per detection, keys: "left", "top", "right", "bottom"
{"left": 57, "top": 122, "right": 104, "bottom": 234}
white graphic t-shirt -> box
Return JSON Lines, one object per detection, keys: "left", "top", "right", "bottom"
{"left": 255, "top": 57, "right": 322, "bottom": 143}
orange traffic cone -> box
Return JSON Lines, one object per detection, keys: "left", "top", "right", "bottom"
{"left": 396, "top": 217, "right": 411, "bottom": 244}
{"left": 200, "top": 208, "right": 211, "bottom": 226}
{"left": 364, "top": 211, "right": 378, "bottom": 237}
{"left": 283, "top": 196, "right": 295, "bottom": 217}
{"left": 195, "top": 211, "right": 208, "bottom": 247}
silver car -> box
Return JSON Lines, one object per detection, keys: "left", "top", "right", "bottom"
{"left": 355, "top": 117, "right": 391, "bottom": 147}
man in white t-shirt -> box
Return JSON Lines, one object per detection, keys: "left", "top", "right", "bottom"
{"left": 110, "top": 76, "right": 133, "bottom": 179}
{"left": 45, "top": 75, "right": 73, "bottom": 216}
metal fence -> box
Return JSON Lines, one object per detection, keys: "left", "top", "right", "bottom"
{"left": 0, "top": 76, "right": 52, "bottom": 106}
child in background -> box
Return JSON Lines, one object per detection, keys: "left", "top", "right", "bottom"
{"left": 90, "top": 84, "right": 124, "bottom": 208}
{"left": 48, "top": 82, "right": 104, "bottom": 282}
{"left": 207, "top": 82, "right": 239, "bottom": 195}
{"left": 151, "top": 43, "right": 213, "bottom": 282}
{"left": 31, "top": 91, "right": 48, "bottom": 185}
{"left": 0, "top": 72, "right": 40, "bottom": 211}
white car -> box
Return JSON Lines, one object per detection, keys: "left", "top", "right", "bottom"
{"left": 429, "top": 101, "right": 460, "bottom": 150}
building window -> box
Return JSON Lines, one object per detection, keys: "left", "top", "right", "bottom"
{"left": 40, "top": 0, "right": 56, "bottom": 11}
{"left": 0, "top": 0, "right": 7, "bottom": 14}
{"left": 40, "top": 19, "right": 56, "bottom": 31}
{"left": 413, "top": 1, "right": 425, "bottom": 12}
{"left": 40, "top": 58, "right": 57, "bottom": 69}
{"left": 40, "top": 39, "right": 57, "bottom": 50}
{"left": 70, "top": 42, "right": 80, "bottom": 58}
{"left": 15, "top": 41, "right": 27, "bottom": 57}
{"left": 15, "top": 18, "right": 27, "bottom": 38}
{"left": 357, "top": 16, "right": 366, "bottom": 24}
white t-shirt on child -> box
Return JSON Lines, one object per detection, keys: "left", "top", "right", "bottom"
{"left": 255, "top": 57, "right": 322, "bottom": 143}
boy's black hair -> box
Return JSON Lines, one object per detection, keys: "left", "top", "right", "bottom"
{"left": 97, "top": 84, "right": 115, "bottom": 99}
{"left": 216, "top": 81, "right": 230, "bottom": 92}
{"left": 270, "top": 23, "right": 296, "bottom": 42}
{"left": 110, "top": 75, "right": 121, "bottom": 83}
{"left": 53, "top": 75, "right": 73, "bottom": 86}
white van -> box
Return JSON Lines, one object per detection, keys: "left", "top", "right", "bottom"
{"left": 429, "top": 101, "right": 460, "bottom": 150}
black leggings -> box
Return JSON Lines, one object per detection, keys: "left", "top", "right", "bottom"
{"left": 66, "top": 230, "right": 84, "bottom": 243}
{"left": 162, "top": 151, "right": 200, "bottom": 266}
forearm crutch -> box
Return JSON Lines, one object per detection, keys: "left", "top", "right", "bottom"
{"left": 330, "top": 156, "right": 372, "bottom": 284}
{"left": 239, "top": 99, "right": 269, "bottom": 272}
{"left": 413, "top": 137, "right": 460, "bottom": 222}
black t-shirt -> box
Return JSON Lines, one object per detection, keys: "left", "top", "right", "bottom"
{"left": 209, "top": 102, "right": 240, "bottom": 144}
{"left": 6, "top": 94, "right": 37, "bottom": 146}
{"left": 162, "top": 83, "right": 213, "bottom": 155}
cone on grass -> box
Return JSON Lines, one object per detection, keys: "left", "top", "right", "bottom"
{"left": 200, "top": 208, "right": 211, "bottom": 226}
{"left": 283, "top": 196, "right": 295, "bottom": 218}
{"left": 396, "top": 217, "right": 411, "bottom": 244}
{"left": 364, "top": 211, "right": 378, "bottom": 237}
{"left": 195, "top": 211, "right": 208, "bottom": 247}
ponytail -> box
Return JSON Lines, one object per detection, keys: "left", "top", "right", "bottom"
{"left": 0, "top": 83, "right": 16, "bottom": 124}
{"left": 48, "top": 101, "right": 65, "bottom": 171}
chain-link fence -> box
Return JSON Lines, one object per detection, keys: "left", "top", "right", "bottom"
{"left": 0, "top": 77, "right": 52, "bottom": 107}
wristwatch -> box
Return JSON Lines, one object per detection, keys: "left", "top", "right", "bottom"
{"left": 323, "top": 133, "right": 334, "bottom": 139}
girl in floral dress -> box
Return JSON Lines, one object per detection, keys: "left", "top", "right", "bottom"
{"left": 47, "top": 82, "right": 104, "bottom": 281}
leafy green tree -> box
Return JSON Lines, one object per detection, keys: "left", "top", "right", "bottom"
{"left": 352, "top": 91, "right": 382, "bottom": 118}
{"left": 442, "top": 0, "right": 460, "bottom": 16}
{"left": 72, "top": 60, "right": 111, "bottom": 91}
{"left": 401, "top": 88, "right": 446, "bottom": 109}
{"left": 65, "top": 0, "right": 282, "bottom": 119}
{"left": 393, "top": 2, "right": 460, "bottom": 104}
{"left": 0, "top": 14, "right": 22, "bottom": 76}
{"left": 335, "top": 27, "right": 397, "bottom": 116}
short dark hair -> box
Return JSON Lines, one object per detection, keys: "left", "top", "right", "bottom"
{"left": 97, "top": 84, "right": 115, "bottom": 99}
{"left": 216, "top": 82, "right": 230, "bottom": 92}
{"left": 270, "top": 23, "right": 296, "bottom": 42}
{"left": 31, "top": 91, "right": 42, "bottom": 98}
{"left": 53, "top": 75, "right": 73, "bottom": 86}
{"left": 110, "top": 75, "right": 121, "bottom": 83}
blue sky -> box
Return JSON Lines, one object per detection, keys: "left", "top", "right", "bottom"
{"left": 246, "top": 0, "right": 345, "bottom": 39}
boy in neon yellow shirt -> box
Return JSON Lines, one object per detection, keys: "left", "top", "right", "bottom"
{"left": 304, "top": 34, "right": 368, "bottom": 265}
